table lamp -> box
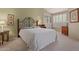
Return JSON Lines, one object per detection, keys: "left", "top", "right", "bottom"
{"left": 0, "top": 21, "right": 5, "bottom": 31}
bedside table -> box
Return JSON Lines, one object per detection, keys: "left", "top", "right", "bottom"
{"left": 62, "top": 26, "right": 68, "bottom": 36}
{"left": 0, "top": 31, "right": 9, "bottom": 44}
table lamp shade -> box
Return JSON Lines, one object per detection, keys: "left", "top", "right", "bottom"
{"left": 0, "top": 21, "right": 5, "bottom": 25}
{"left": 0, "top": 21, "right": 5, "bottom": 31}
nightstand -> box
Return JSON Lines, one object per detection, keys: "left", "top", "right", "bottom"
{"left": 0, "top": 30, "right": 9, "bottom": 44}
{"left": 62, "top": 26, "right": 68, "bottom": 36}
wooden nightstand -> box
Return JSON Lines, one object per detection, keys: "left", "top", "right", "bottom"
{"left": 0, "top": 31, "right": 9, "bottom": 44}
{"left": 62, "top": 26, "right": 68, "bottom": 36}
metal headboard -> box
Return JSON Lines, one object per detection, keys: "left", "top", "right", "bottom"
{"left": 17, "top": 17, "right": 35, "bottom": 37}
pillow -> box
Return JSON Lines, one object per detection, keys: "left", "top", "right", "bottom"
{"left": 21, "top": 27, "right": 34, "bottom": 29}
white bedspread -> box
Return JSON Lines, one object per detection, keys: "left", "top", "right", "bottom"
{"left": 19, "top": 28, "right": 57, "bottom": 50}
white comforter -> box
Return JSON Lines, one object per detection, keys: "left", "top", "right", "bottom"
{"left": 19, "top": 28, "right": 57, "bottom": 50}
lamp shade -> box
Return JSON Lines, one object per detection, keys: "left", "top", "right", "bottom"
{"left": 35, "top": 16, "right": 42, "bottom": 25}
{"left": 0, "top": 21, "right": 5, "bottom": 31}
{"left": 0, "top": 21, "right": 5, "bottom": 25}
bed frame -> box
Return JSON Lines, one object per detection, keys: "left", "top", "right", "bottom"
{"left": 17, "top": 18, "right": 20, "bottom": 37}
{"left": 17, "top": 17, "right": 35, "bottom": 37}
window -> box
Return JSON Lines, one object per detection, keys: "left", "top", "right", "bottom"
{"left": 43, "top": 16, "right": 52, "bottom": 28}
{"left": 62, "top": 13, "right": 67, "bottom": 23}
{"left": 59, "top": 14, "right": 63, "bottom": 23}
{"left": 53, "top": 13, "right": 68, "bottom": 27}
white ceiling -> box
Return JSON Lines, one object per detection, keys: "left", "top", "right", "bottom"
{"left": 45, "top": 8, "right": 68, "bottom": 14}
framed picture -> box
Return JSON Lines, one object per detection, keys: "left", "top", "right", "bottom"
{"left": 70, "top": 9, "right": 79, "bottom": 23}
{"left": 7, "top": 14, "right": 14, "bottom": 25}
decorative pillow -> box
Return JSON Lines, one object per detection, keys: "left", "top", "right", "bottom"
{"left": 22, "top": 27, "right": 34, "bottom": 29}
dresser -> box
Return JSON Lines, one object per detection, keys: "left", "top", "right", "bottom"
{"left": 62, "top": 26, "right": 68, "bottom": 36}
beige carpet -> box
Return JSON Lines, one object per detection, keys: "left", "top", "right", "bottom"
{"left": 0, "top": 38, "right": 28, "bottom": 51}
{"left": 41, "top": 33, "right": 79, "bottom": 51}
{"left": 0, "top": 32, "right": 79, "bottom": 51}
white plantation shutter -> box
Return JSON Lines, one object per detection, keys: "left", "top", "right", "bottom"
{"left": 53, "top": 13, "right": 68, "bottom": 27}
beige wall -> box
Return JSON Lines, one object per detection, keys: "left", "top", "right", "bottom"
{"left": 0, "top": 8, "right": 17, "bottom": 38}
{"left": 16, "top": 8, "right": 43, "bottom": 21}
{"left": 69, "top": 23, "right": 79, "bottom": 40}
{"left": 0, "top": 8, "right": 44, "bottom": 38}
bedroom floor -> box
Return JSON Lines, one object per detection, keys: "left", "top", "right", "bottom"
{"left": 0, "top": 37, "right": 28, "bottom": 51}
{"left": 41, "top": 33, "right": 79, "bottom": 51}
{"left": 0, "top": 32, "right": 79, "bottom": 51}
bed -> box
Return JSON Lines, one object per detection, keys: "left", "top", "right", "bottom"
{"left": 17, "top": 17, "right": 57, "bottom": 50}
{"left": 19, "top": 28, "right": 56, "bottom": 50}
